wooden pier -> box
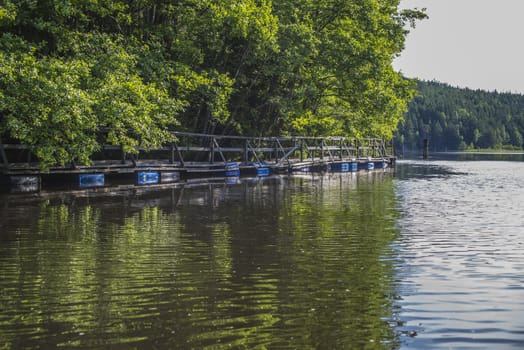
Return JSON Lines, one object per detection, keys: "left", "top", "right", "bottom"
{"left": 0, "top": 132, "right": 395, "bottom": 193}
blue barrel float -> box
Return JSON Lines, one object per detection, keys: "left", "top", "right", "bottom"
{"left": 79, "top": 173, "right": 105, "bottom": 188}
{"left": 225, "top": 162, "right": 240, "bottom": 177}
{"left": 332, "top": 162, "right": 358, "bottom": 172}
{"left": 331, "top": 162, "right": 350, "bottom": 172}
{"left": 137, "top": 171, "right": 159, "bottom": 185}
{"left": 256, "top": 167, "right": 270, "bottom": 176}
{"left": 248, "top": 162, "right": 270, "bottom": 176}
{"left": 358, "top": 161, "right": 374, "bottom": 171}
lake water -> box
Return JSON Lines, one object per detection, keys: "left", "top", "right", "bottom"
{"left": 0, "top": 156, "right": 523, "bottom": 349}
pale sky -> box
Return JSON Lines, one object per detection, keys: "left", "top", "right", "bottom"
{"left": 393, "top": 0, "right": 524, "bottom": 94}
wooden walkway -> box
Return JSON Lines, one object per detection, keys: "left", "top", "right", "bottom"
{"left": 0, "top": 132, "right": 395, "bottom": 192}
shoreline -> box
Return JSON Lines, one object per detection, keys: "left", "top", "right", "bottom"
{"left": 435, "top": 150, "right": 524, "bottom": 155}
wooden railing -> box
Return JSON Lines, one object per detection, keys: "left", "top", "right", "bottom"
{"left": 0, "top": 132, "right": 391, "bottom": 170}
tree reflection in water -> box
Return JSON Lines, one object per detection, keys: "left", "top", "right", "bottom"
{"left": 0, "top": 172, "right": 401, "bottom": 349}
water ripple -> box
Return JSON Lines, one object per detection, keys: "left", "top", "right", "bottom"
{"left": 395, "top": 160, "right": 524, "bottom": 349}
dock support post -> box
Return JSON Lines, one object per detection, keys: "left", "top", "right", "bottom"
{"left": 210, "top": 137, "right": 215, "bottom": 164}
{"left": 121, "top": 146, "right": 126, "bottom": 164}
{"left": 274, "top": 139, "right": 279, "bottom": 163}
{"left": 243, "top": 140, "right": 249, "bottom": 164}
{"left": 0, "top": 136, "right": 8, "bottom": 169}
{"left": 391, "top": 139, "right": 395, "bottom": 158}
{"left": 173, "top": 142, "right": 185, "bottom": 166}
{"left": 300, "top": 139, "right": 304, "bottom": 162}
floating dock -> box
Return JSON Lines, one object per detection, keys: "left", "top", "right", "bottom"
{"left": 0, "top": 132, "right": 395, "bottom": 193}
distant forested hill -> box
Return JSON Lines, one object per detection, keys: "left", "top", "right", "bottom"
{"left": 395, "top": 80, "right": 524, "bottom": 152}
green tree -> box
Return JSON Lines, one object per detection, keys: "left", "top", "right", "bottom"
{"left": 0, "top": 0, "right": 426, "bottom": 167}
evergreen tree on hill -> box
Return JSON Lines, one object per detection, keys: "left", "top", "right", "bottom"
{"left": 395, "top": 80, "right": 524, "bottom": 152}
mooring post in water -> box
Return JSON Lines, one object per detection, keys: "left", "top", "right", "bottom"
{"left": 423, "top": 138, "right": 429, "bottom": 159}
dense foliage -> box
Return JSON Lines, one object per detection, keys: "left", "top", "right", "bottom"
{"left": 0, "top": 0, "right": 425, "bottom": 167}
{"left": 396, "top": 80, "right": 524, "bottom": 152}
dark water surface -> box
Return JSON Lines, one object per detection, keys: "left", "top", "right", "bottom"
{"left": 1, "top": 158, "right": 523, "bottom": 349}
